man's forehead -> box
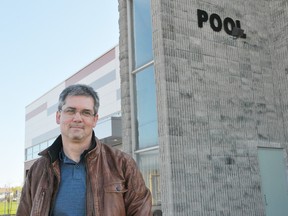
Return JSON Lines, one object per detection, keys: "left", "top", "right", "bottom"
{"left": 64, "top": 95, "right": 94, "bottom": 107}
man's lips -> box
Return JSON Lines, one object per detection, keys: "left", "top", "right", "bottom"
{"left": 70, "top": 125, "right": 84, "bottom": 129}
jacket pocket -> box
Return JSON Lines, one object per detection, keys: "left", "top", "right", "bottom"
{"left": 104, "top": 182, "right": 128, "bottom": 193}
{"left": 103, "top": 182, "right": 127, "bottom": 215}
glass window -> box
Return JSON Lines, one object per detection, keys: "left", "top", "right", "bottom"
{"left": 137, "top": 149, "right": 161, "bottom": 206}
{"left": 32, "top": 145, "right": 40, "bottom": 159}
{"left": 131, "top": 0, "right": 161, "bottom": 208}
{"left": 135, "top": 65, "right": 158, "bottom": 149}
{"left": 25, "top": 138, "right": 56, "bottom": 161}
{"left": 133, "top": 0, "right": 153, "bottom": 68}
{"left": 26, "top": 147, "right": 33, "bottom": 161}
{"left": 40, "top": 141, "right": 48, "bottom": 151}
{"left": 27, "top": 147, "right": 32, "bottom": 155}
{"left": 48, "top": 137, "right": 56, "bottom": 146}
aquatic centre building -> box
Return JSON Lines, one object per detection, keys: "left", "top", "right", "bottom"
{"left": 118, "top": 0, "right": 288, "bottom": 215}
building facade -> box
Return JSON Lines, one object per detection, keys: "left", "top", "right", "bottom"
{"left": 24, "top": 46, "right": 122, "bottom": 173}
{"left": 118, "top": 0, "right": 288, "bottom": 215}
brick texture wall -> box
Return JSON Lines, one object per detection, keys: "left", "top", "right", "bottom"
{"left": 119, "top": 0, "right": 288, "bottom": 215}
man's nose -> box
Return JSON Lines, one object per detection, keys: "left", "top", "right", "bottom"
{"left": 72, "top": 111, "right": 83, "bottom": 120}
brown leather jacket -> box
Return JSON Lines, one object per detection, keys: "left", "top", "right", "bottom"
{"left": 17, "top": 133, "right": 152, "bottom": 216}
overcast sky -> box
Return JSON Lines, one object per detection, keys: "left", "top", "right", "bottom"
{"left": 0, "top": 0, "right": 119, "bottom": 187}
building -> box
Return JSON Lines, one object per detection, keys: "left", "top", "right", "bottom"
{"left": 24, "top": 0, "right": 288, "bottom": 215}
{"left": 24, "top": 46, "right": 122, "bottom": 174}
{"left": 118, "top": 0, "right": 288, "bottom": 215}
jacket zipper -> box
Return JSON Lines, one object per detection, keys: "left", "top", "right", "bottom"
{"left": 49, "top": 162, "right": 60, "bottom": 216}
{"left": 86, "top": 156, "right": 96, "bottom": 216}
{"left": 34, "top": 189, "right": 45, "bottom": 216}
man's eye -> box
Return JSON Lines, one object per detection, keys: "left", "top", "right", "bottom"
{"left": 65, "top": 109, "right": 76, "bottom": 115}
{"left": 82, "top": 111, "right": 93, "bottom": 116}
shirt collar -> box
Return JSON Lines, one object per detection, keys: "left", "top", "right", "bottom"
{"left": 59, "top": 150, "right": 79, "bottom": 164}
{"left": 58, "top": 139, "right": 95, "bottom": 164}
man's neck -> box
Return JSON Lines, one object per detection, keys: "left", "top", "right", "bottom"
{"left": 62, "top": 140, "right": 91, "bottom": 163}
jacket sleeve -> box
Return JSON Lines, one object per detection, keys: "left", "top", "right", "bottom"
{"left": 16, "top": 171, "right": 33, "bottom": 216}
{"left": 124, "top": 157, "right": 152, "bottom": 216}
{"left": 16, "top": 158, "right": 54, "bottom": 216}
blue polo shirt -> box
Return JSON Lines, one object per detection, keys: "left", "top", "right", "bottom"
{"left": 51, "top": 151, "right": 86, "bottom": 216}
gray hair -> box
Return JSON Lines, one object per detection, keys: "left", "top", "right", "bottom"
{"left": 58, "top": 84, "right": 100, "bottom": 114}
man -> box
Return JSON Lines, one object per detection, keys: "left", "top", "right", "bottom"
{"left": 17, "top": 84, "right": 152, "bottom": 216}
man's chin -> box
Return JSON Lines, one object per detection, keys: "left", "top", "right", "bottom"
{"left": 69, "top": 133, "right": 84, "bottom": 141}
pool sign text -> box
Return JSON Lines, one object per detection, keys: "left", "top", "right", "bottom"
{"left": 197, "top": 9, "right": 246, "bottom": 38}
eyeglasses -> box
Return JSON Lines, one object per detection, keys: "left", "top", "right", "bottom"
{"left": 59, "top": 107, "right": 96, "bottom": 118}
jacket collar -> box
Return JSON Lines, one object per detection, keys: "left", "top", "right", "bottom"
{"left": 39, "top": 131, "right": 97, "bottom": 163}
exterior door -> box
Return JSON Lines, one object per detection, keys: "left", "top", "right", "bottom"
{"left": 257, "top": 147, "right": 288, "bottom": 216}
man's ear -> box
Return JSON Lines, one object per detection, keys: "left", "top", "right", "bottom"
{"left": 93, "top": 114, "right": 99, "bottom": 127}
{"left": 56, "top": 111, "right": 61, "bottom": 124}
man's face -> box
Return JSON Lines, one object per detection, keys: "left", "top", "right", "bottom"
{"left": 56, "top": 95, "right": 98, "bottom": 143}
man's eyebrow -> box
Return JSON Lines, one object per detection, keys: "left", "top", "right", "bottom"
{"left": 64, "top": 107, "right": 76, "bottom": 109}
{"left": 65, "top": 107, "right": 93, "bottom": 111}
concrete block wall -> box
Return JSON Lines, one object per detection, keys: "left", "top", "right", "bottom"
{"left": 118, "top": 0, "right": 134, "bottom": 155}
{"left": 119, "top": 0, "right": 288, "bottom": 215}
{"left": 151, "top": 0, "right": 288, "bottom": 215}
{"left": 269, "top": 0, "right": 288, "bottom": 147}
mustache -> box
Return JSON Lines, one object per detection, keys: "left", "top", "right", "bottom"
{"left": 69, "top": 124, "right": 84, "bottom": 128}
